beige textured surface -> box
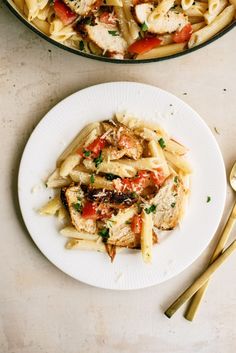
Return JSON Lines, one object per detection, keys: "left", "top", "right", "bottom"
{"left": 1, "top": 4, "right": 236, "bottom": 353}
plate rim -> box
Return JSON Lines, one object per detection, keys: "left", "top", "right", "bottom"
{"left": 18, "top": 82, "right": 227, "bottom": 290}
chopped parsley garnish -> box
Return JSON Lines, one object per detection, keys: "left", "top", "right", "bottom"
{"left": 131, "top": 192, "right": 138, "bottom": 199}
{"left": 98, "top": 228, "right": 110, "bottom": 242}
{"left": 125, "top": 220, "right": 131, "bottom": 224}
{"left": 105, "top": 173, "right": 119, "bottom": 181}
{"left": 174, "top": 176, "right": 178, "bottom": 184}
{"left": 84, "top": 17, "right": 92, "bottom": 25}
{"left": 79, "top": 41, "right": 84, "bottom": 51}
{"left": 73, "top": 200, "right": 82, "bottom": 212}
{"left": 171, "top": 202, "right": 176, "bottom": 208}
{"left": 158, "top": 138, "right": 166, "bottom": 149}
{"left": 207, "top": 196, "right": 211, "bottom": 203}
{"left": 141, "top": 22, "right": 148, "bottom": 31}
{"left": 94, "top": 152, "right": 103, "bottom": 168}
{"left": 108, "top": 30, "right": 119, "bottom": 36}
{"left": 90, "top": 174, "right": 95, "bottom": 184}
{"left": 145, "top": 204, "right": 157, "bottom": 214}
{"left": 83, "top": 149, "right": 91, "bottom": 157}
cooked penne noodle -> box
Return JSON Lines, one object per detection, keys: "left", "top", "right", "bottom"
{"left": 58, "top": 206, "right": 68, "bottom": 222}
{"left": 123, "top": 0, "right": 140, "bottom": 41}
{"left": 65, "top": 238, "right": 107, "bottom": 251}
{"left": 141, "top": 210, "right": 153, "bottom": 263}
{"left": 116, "top": 113, "right": 166, "bottom": 135}
{"left": 188, "top": 15, "right": 205, "bottom": 23}
{"left": 150, "top": 0, "right": 175, "bottom": 17}
{"left": 204, "top": 0, "right": 227, "bottom": 24}
{"left": 32, "top": 17, "right": 50, "bottom": 35}
{"left": 148, "top": 141, "right": 170, "bottom": 177}
{"left": 59, "top": 153, "right": 81, "bottom": 178}
{"left": 39, "top": 196, "right": 62, "bottom": 215}
{"left": 25, "top": 0, "right": 48, "bottom": 21}
{"left": 118, "top": 158, "right": 162, "bottom": 171}
{"left": 191, "top": 21, "right": 206, "bottom": 31}
{"left": 181, "top": 0, "right": 195, "bottom": 10}
{"left": 164, "top": 151, "right": 192, "bottom": 174}
{"left": 136, "top": 42, "right": 187, "bottom": 60}
{"left": 56, "top": 122, "right": 100, "bottom": 167}
{"left": 114, "top": 7, "right": 133, "bottom": 45}
{"left": 208, "top": 0, "right": 220, "bottom": 14}
{"left": 50, "top": 20, "right": 76, "bottom": 42}
{"left": 46, "top": 168, "right": 71, "bottom": 188}
{"left": 185, "top": 2, "right": 208, "bottom": 16}
{"left": 188, "top": 5, "right": 235, "bottom": 48}
{"left": 13, "top": 0, "right": 25, "bottom": 11}
{"left": 83, "top": 159, "right": 137, "bottom": 177}
{"left": 60, "top": 226, "right": 99, "bottom": 240}
{"left": 103, "top": 0, "right": 123, "bottom": 5}
{"left": 70, "top": 169, "right": 114, "bottom": 189}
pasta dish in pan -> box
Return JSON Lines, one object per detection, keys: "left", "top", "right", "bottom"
{"left": 12, "top": 0, "right": 235, "bottom": 60}
{"left": 39, "top": 113, "right": 191, "bottom": 262}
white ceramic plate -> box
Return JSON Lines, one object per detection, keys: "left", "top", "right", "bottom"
{"left": 18, "top": 82, "right": 226, "bottom": 290}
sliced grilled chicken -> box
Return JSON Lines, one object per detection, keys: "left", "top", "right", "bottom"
{"left": 63, "top": 0, "right": 98, "bottom": 16}
{"left": 107, "top": 224, "right": 158, "bottom": 248}
{"left": 152, "top": 174, "right": 186, "bottom": 230}
{"left": 86, "top": 23, "right": 128, "bottom": 55}
{"left": 135, "top": 4, "right": 188, "bottom": 34}
{"left": 101, "top": 121, "right": 143, "bottom": 160}
{"left": 65, "top": 185, "right": 97, "bottom": 233}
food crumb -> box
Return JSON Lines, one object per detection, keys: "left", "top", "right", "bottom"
{"left": 207, "top": 196, "right": 211, "bottom": 203}
{"left": 182, "top": 92, "right": 187, "bottom": 95}
{"left": 214, "top": 127, "right": 220, "bottom": 135}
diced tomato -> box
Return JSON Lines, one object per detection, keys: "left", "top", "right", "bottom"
{"left": 131, "top": 215, "right": 142, "bottom": 234}
{"left": 122, "top": 170, "right": 151, "bottom": 192}
{"left": 86, "top": 137, "right": 106, "bottom": 158}
{"left": 150, "top": 168, "right": 165, "bottom": 186}
{"left": 128, "top": 38, "right": 162, "bottom": 54}
{"left": 81, "top": 202, "right": 97, "bottom": 219}
{"left": 100, "top": 12, "right": 116, "bottom": 25}
{"left": 118, "top": 134, "right": 134, "bottom": 149}
{"left": 172, "top": 24, "right": 193, "bottom": 43}
{"left": 54, "top": 0, "right": 77, "bottom": 25}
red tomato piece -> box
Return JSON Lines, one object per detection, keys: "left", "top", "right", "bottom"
{"left": 128, "top": 38, "right": 161, "bottom": 54}
{"left": 100, "top": 12, "right": 116, "bottom": 25}
{"left": 86, "top": 137, "right": 106, "bottom": 158}
{"left": 122, "top": 170, "right": 151, "bottom": 192}
{"left": 81, "top": 202, "right": 97, "bottom": 219}
{"left": 54, "top": 0, "right": 77, "bottom": 25}
{"left": 131, "top": 215, "right": 142, "bottom": 234}
{"left": 172, "top": 24, "right": 193, "bottom": 43}
{"left": 150, "top": 168, "right": 165, "bottom": 186}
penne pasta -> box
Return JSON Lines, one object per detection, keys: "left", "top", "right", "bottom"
{"left": 70, "top": 169, "right": 114, "bottom": 189}
{"left": 60, "top": 226, "right": 99, "bottom": 240}
{"left": 56, "top": 122, "right": 100, "bottom": 167}
{"left": 188, "top": 5, "right": 235, "bottom": 48}
{"left": 65, "top": 238, "right": 107, "bottom": 252}
{"left": 39, "top": 196, "right": 62, "bottom": 215}
{"left": 141, "top": 210, "right": 153, "bottom": 263}
{"left": 59, "top": 153, "right": 81, "bottom": 178}
{"left": 181, "top": 0, "right": 195, "bottom": 10}
{"left": 148, "top": 141, "right": 170, "bottom": 177}
{"left": 118, "top": 158, "right": 162, "bottom": 171}
{"left": 164, "top": 151, "right": 192, "bottom": 174}
{"left": 136, "top": 43, "right": 187, "bottom": 60}
{"left": 83, "top": 159, "right": 137, "bottom": 177}
{"left": 204, "top": 0, "right": 227, "bottom": 24}
{"left": 46, "top": 168, "right": 71, "bottom": 188}
{"left": 208, "top": 0, "right": 220, "bottom": 15}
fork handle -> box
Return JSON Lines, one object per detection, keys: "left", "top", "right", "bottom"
{"left": 184, "top": 200, "right": 236, "bottom": 321}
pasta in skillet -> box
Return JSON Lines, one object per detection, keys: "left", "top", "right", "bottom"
{"left": 13, "top": 0, "right": 235, "bottom": 60}
{"left": 39, "top": 114, "right": 191, "bottom": 263}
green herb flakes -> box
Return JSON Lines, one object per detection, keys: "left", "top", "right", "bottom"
{"left": 171, "top": 202, "right": 176, "bottom": 208}
{"left": 90, "top": 174, "right": 95, "bottom": 184}
{"left": 174, "top": 176, "right": 178, "bottom": 184}
{"left": 94, "top": 152, "right": 103, "bottom": 168}
{"left": 158, "top": 138, "right": 166, "bottom": 149}
{"left": 141, "top": 22, "right": 148, "bottom": 31}
{"left": 73, "top": 201, "right": 82, "bottom": 212}
{"left": 207, "top": 196, "right": 211, "bottom": 203}
{"left": 108, "top": 30, "right": 119, "bottom": 36}
{"left": 83, "top": 149, "right": 91, "bottom": 157}
{"left": 98, "top": 228, "right": 110, "bottom": 242}
{"left": 145, "top": 204, "right": 157, "bottom": 214}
